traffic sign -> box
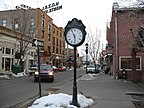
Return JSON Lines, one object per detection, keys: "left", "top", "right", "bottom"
{"left": 32, "top": 39, "right": 44, "bottom": 47}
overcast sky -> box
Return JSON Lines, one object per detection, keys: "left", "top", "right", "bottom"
{"left": 0, "top": 0, "right": 115, "bottom": 46}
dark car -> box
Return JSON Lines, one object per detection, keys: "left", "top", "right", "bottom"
{"left": 34, "top": 64, "right": 54, "bottom": 82}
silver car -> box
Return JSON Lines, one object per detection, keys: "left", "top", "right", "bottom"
{"left": 87, "top": 64, "right": 100, "bottom": 74}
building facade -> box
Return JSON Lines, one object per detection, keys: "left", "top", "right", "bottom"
{"left": 0, "top": 25, "right": 35, "bottom": 73}
{"left": 106, "top": 2, "right": 144, "bottom": 82}
{"left": 0, "top": 8, "right": 65, "bottom": 72}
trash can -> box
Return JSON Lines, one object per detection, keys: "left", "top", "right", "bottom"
{"left": 12, "top": 64, "right": 20, "bottom": 75}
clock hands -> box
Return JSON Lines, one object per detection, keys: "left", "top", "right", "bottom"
{"left": 71, "top": 30, "right": 76, "bottom": 44}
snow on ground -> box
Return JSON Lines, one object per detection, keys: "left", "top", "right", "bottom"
{"left": 13, "top": 72, "right": 27, "bottom": 77}
{"left": 0, "top": 74, "right": 11, "bottom": 79}
{"left": 28, "top": 93, "right": 94, "bottom": 108}
{"left": 28, "top": 73, "right": 96, "bottom": 108}
{"left": 0, "top": 72, "right": 28, "bottom": 80}
{"left": 77, "top": 73, "right": 97, "bottom": 81}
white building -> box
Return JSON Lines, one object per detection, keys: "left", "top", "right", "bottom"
{"left": 0, "top": 25, "right": 36, "bottom": 73}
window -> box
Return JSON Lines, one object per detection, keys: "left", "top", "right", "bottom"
{"left": 14, "top": 18, "right": 19, "bottom": 31}
{"left": 57, "top": 39, "right": 58, "bottom": 46}
{"left": 2, "top": 19, "right": 7, "bottom": 27}
{"left": 56, "top": 48, "right": 58, "bottom": 53}
{"left": 48, "top": 24, "right": 51, "bottom": 33}
{"left": 12, "top": 49, "right": 14, "bottom": 55}
{"left": 53, "top": 37, "right": 55, "bottom": 45}
{"left": 3, "top": 47, "right": 14, "bottom": 55}
{"left": 5, "top": 48, "right": 11, "bottom": 54}
{"left": 53, "top": 28, "right": 55, "bottom": 34}
{"left": 42, "top": 15, "right": 45, "bottom": 29}
{"left": 57, "top": 30, "right": 58, "bottom": 35}
{"left": 30, "top": 19, "right": 35, "bottom": 26}
{"left": 120, "top": 56, "right": 141, "bottom": 71}
{"left": 60, "top": 41, "right": 61, "bottom": 47}
{"left": 53, "top": 46, "right": 55, "bottom": 53}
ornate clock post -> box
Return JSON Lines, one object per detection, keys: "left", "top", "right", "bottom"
{"left": 64, "top": 18, "right": 86, "bottom": 107}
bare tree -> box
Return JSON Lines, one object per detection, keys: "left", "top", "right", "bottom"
{"left": 8, "top": 8, "right": 37, "bottom": 72}
{"left": 86, "top": 28, "right": 101, "bottom": 73}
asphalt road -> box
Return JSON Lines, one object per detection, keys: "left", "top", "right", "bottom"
{"left": 0, "top": 68, "right": 85, "bottom": 108}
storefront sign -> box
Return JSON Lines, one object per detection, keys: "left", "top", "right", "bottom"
{"left": 42, "top": 1, "right": 62, "bottom": 13}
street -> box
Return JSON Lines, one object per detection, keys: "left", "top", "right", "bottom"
{"left": 0, "top": 69, "right": 85, "bottom": 108}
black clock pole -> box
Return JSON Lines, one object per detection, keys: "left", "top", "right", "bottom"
{"left": 71, "top": 46, "right": 80, "bottom": 107}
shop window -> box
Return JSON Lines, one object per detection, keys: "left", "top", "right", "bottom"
{"left": 120, "top": 56, "right": 141, "bottom": 71}
{"left": 5, "top": 58, "right": 10, "bottom": 71}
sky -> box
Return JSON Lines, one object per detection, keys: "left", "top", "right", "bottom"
{"left": 0, "top": 0, "right": 115, "bottom": 51}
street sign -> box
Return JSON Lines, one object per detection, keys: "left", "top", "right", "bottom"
{"left": 32, "top": 39, "right": 44, "bottom": 47}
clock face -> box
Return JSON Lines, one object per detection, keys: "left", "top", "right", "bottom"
{"left": 66, "top": 28, "right": 83, "bottom": 46}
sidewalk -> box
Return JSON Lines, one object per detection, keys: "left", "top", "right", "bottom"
{"left": 54, "top": 73, "right": 144, "bottom": 108}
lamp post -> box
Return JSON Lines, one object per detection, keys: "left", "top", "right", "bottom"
{"left": 113, "top": 2, "right": 119, "bottom": 79}
{"left": 85, "top": 43, "right": 88, "bottom": 74}
{"left": 42, "top": 14, "right": 45, "bottom": 62}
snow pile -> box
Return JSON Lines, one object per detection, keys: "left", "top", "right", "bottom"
{"left": 28, "top": 93, "right": 94, "bottom": 108}
{"left": 118, "top": 0, "right": 144, "bottom": 8}
{"left": 78, "top": 74, "right": 97, "bottom": 81}
{"left": 0, "top": 72, "right": 28, "bottom": 80}
{"left": 13, "top": 72, "right": 27, "bottom": 77}
{"left": 0, "top": 74, "right": 10, "bottom": 80}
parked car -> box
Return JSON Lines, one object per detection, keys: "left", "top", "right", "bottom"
{"left": 34, "top": 64, "right": 54, "bottom": 82}
{"left": 87, "top": 64, "right": 100, "bottom": 74}
{"left": 57, "top": 66, "right": 66, "bottom": 71}
{"left": 29, "top": 65, "right": 37, "bottom": 76}
{"left": 52, "top": 66, "right": 57, "bottom": 72}
{"left": 87, "top": 65, "right": 95, "bottom": 74}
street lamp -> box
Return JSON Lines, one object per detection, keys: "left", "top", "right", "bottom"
{"left": 85, "top": 43, "right": 88, "bottom": 74}
{"left": 113, "top": 2, "right": 119, "bottom": 79}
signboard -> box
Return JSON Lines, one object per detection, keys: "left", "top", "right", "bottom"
{"left": 32, "top": 39, "right": 44, "bottom": 47}
{"left": 42, "top": 1, "right": 62, "bottom": 13}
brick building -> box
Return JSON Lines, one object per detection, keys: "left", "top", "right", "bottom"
{"left": 106, "top": 2, "right": 144, "bottom": 82}
{"left": 0, "top": 8, "right": 66, "bottom": 72}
